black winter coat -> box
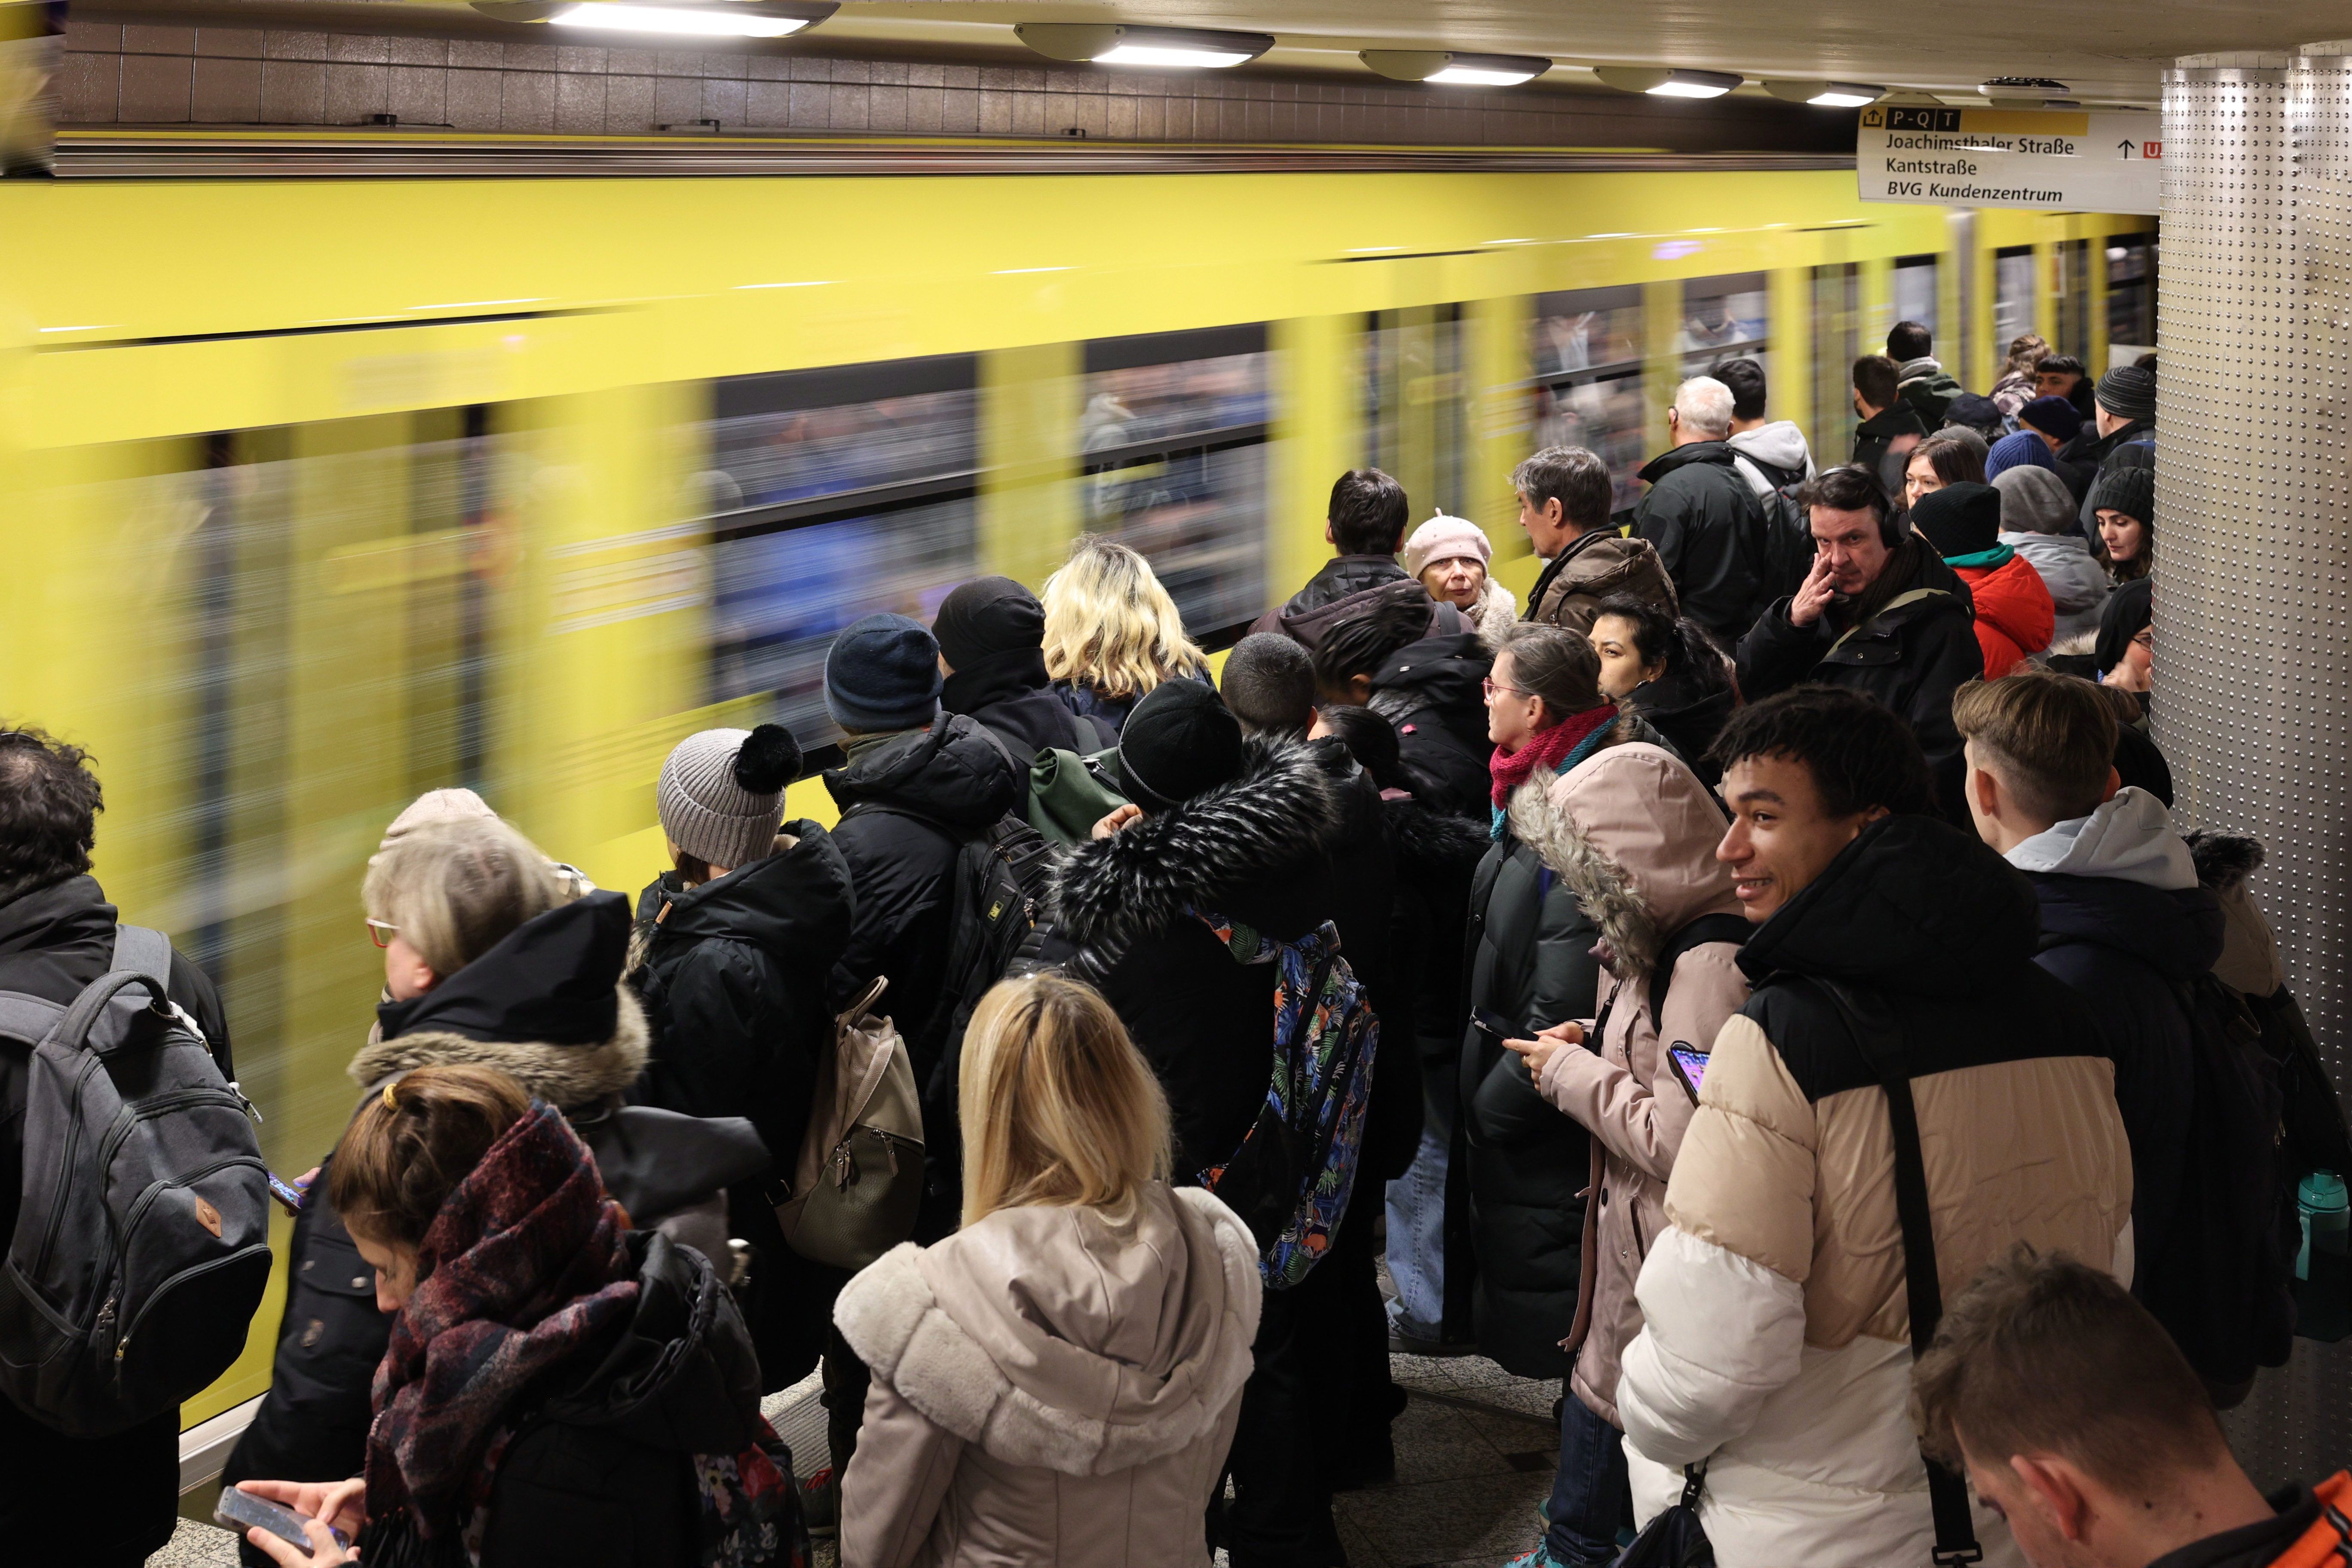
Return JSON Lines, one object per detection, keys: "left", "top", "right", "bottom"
{"left": 823, "top": 717, "right": 1025, "bottom": 1086}
{"left": 1306, "top": 741, "right": 1419, "bottom": 1183}
{"left": 1249, "top": 554, "right": 1452, "bottom": 651}
{"left": 1623, "top": 658, "right": 1739, "bottom": 788}
{"left": 1851, "top": 402, "right": 1928, "bottom": 485}
{"left": 1734, "top": 544, "right": 1985, "bottom": 821}
{"left": 1370, "top": 631, "right": 1495, "bottom": 823}
{"left": 631, "top": 824, "right": 855, "bottom": 1389}
{"left": 227, "top": 895, "right": 768, "bottom": 1512}
{"left": 1045, "top": 741, "right": 1348, "bottom": 1176}
{"left": 2064, "top": 417, "right": 2155, "bottom": 533}
{"left": 1458, "top": 728, "right": 1635, "bottom": 1378}
{"left": 2028, "top": 868, "right": 2226, "bottom": 1367}
{"left": 1634, "top": 441, "right": 1770, "bottom": 643}
{"left": 357, "top": 1233, "right": 776, "bottom": 1568}
{"left": 943, "top": 648, "right": 1115, "bottom": 762}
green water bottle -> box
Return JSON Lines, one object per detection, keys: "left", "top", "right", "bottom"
{"left": 2299, "top": 1170, "right": 2350, "bottom": 1282}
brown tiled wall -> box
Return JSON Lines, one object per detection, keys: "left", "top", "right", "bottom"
{"left": 57, "top": 21, "right": 1848, "bottom": 151}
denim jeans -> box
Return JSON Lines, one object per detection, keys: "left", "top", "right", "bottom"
{"left": 1385, "top": 1050, "right": 1458, "bottom": 1340}
{"left": 1544, "top": 1390, "right": 1630, "bottom": 1565}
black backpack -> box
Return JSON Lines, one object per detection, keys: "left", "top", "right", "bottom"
{"left": 2140, "top": 973, "right": 2300, "bottom": 1386}
{"left": 1736, "top": 454, "right": 1816, "bottom": 605}
{"left": 0, "top": 927, "right": 272, "bottom": 1437}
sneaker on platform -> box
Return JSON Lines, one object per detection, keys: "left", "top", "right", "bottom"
{"left": 1504, "top": 1543, "right": 1572, "bottom": 1568}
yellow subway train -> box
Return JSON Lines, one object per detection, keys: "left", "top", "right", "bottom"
{"left": 0, "top": 142, "right": 2153, "bottom": 1436}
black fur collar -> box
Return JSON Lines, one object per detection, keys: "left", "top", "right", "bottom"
{"left": 1047, "top": 739, "right": 1341, "bottom": 964}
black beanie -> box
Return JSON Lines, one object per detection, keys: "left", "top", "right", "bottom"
{"left": 1118, "top": 680, "right": 1243, "bottom": 812}
{"left": 2094, "top": 364, "right": 2157, "bottom": 424}
{"left": 2095, "top": 576, "right": 2153, "bottom": 676}
{"left": 933, "top": 576, "right": 1044, "bottom": 671}
{"left": 2089, "top": 464, "right": 2154, "bottom": 527}
{"left": 1910, "top": 481, "right": 2004, "bottom": 559}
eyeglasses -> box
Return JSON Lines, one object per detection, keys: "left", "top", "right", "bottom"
{"left": 365, "top": 918, "right": 398, "bottom": 949}
{"left": 1481, "top": 678, "right": 1531, "bottom": 701}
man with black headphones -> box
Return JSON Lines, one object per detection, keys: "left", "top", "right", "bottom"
{"left": 1732, "top": 463, "right": 1984, "bottom": 822}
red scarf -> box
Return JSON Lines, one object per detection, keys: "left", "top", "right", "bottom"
{"left": 1489, "top": 703, "right": 1617, "bottom": 808}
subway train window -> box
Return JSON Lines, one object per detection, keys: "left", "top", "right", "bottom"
{"left": 1364, "top": 305, "right": 1469, "bottom": 521}
{"left": 1813, "top": 261, "right": 1862, "bottom": 469}
{"left": 1994, "top": 245, "right": 2038, "bottom": 352}
{"left": 1893, "top": 254, "right": 1939, "bottom": 339}
{"left": 1080, "top": 325, "right": 1271, "bottom": 638}
{"left": 1678, "top": 272, "right": 1770, "bottom": 382}
{"left": 704, "top": 357, "right": 981, "bottom": 739}
{"left": 2107, "top": 233, "right": 2158, "bottom": 363}
{"left": 1531, "top": 285, "right": 1650, "bottom": 514}
{"left": 2054, "top": 236, "right": 2093, "bottom": 362}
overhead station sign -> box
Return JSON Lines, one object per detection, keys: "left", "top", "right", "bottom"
{"left": 1858, "top": 105, "right": 2160, "bottom": 212}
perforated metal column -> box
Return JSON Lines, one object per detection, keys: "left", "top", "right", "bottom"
{"left": 2163, "top": 55, "right": 2352, "bottom": 1488}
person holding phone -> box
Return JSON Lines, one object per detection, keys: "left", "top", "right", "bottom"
{"left": 1492, "top": 742, "right": 1751, "bottom": 1568}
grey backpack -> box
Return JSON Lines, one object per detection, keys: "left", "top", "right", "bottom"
{"left": 0, "top": 927, "right": 273, "bottom": 1436}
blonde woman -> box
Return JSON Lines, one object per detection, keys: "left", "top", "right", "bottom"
{"left": 1041, "top": 534, "right": 1212, "bottom": 736}
{"left": 832, "top": 974, "right": 1261, "bottom": 1568}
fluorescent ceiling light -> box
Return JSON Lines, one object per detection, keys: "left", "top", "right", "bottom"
{"left": 1810, "top": 87, "right": 1880, "bottom": 107}
{"left": 549, "top": 3, "right": 813, "bottom": 36}
{"left": 1362, "top": 50, "right": 1552, "bottom": 87}
{"left": 1764, "top": 80, "right": 1883, "bottom": 107}
{"left": 1017, "top": 24, "right": 1273, "bottom": 69}
{"left": 1593, "top": 66, "right": 1742, "bottom": 98}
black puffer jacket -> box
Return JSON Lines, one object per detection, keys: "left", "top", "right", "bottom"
{"left": 824, "top": 717, "right": 1025, "bottom": 1085}
{"left": 1458, "top": 723, "right": 1661, "bottom": 1377}
{"left": 1734, "top": 539, "right": 1985, "bottom": 820}
{"left": 1044, "top": 740, "right": 1346, "bottom": 1175}
{"left": 1369, "top": 631, "right": 1495, "bottom": 822}
{"left": 1633, "top": 441, "right": 1770, "bottom": 643}
{"left": 1248, "top": 554, "right": 1457, "bottom": 651}
{"left": 631, "top": 824, "right": 856, "bottom": 1389}
{"left": 1305, "top": 740, "right": 1416, "bottom": 1180}
{"left": 358, "top": 1233, "right": 781, "bottom": 1568}
{"left": 225, "top": 895, "right": 769, "bottom": 1508}
{"left": 943, "top": 649, "right": 1114, "bottom": 762}
{"left": 1851, "top": 401, "right": 1927, "bottom": 484}
{"left": 1623, "top": 655, "right": 1739, "bottom": 788}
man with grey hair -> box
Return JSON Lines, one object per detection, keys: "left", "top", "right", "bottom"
{"left": 1512, "top": 444, "right": 1678, "bottom": 635}
{"left": 1633, "top": 375, "right": 1771, "bottom": 645}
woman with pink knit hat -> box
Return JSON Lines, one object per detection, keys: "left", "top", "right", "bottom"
{"left": 1403, "top": 511, "right": 1518, "bottom": 651}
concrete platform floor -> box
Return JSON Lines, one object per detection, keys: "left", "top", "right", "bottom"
{"left": 153, "top": 1352, "right": 1562, "bottom": 1568}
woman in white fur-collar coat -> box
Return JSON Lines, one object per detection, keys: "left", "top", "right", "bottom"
{"left": 832, "top": 974, "right": 1262, "bottom": 1568}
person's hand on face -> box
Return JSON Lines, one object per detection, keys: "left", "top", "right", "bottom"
{"left": 1090, "top": 802, "right": 1144, "bottom": 839}
{"left": 1807, "top": 505, "right": 1891, "bottom": 610}
{"left": 1788, "top": 552, "right": 1840, "bottom": 628}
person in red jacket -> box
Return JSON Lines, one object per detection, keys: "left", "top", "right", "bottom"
{"left": 1912, "top": 481, "right": 2052, "bottom": 677}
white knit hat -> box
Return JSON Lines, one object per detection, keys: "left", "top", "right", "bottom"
{"left": 656, "top": 725, "right": 800, "bottom": 872}
{"left": 1402, "top": 511, "right": 1494, "bottom": 578}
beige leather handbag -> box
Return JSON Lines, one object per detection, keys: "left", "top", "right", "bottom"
{"left": 774, "top": 977, "right": 926, "bottom": 1270}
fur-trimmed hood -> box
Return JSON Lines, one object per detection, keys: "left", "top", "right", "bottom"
{"left": 1464, "top": 576, "right": 1520, "bottom": 652}
{"left": 349, "top": 986, "right": 651, "bottom": 1112}
{"left": 1046, "top": 737, "right": 1342, "bottom": 967}
{"left": 2186, "top": 830, "right": 2264, "bottom": 894}
{"left": 833, "top": 1185, "right": 1261, "bottom": 1476}
{"left": 1506, "top": 741, "right": 1740, "bottom": 981}
{"left": 2186, "top": 829, "right": 2285, "bottom": 996}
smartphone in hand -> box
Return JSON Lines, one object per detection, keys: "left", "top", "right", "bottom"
{"left": 215, "top": 1487, "right": 349, "bottom": 1552}
{"left": 266, "top": 1171, "right": 307, "bottom": 1216}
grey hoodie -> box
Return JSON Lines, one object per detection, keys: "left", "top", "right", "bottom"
{"left": 2004, "top": 787, "right": 2198, "bottom": 889}
{"left": 1726, "top": 421, "right": 1816, "bottom": 499}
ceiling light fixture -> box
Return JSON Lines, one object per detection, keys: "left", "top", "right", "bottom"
{"left": 1980, "top": 76, "right": 2070, "bottom": 96}
{"left": 1762, "top": 80, "right": 1885, "bottom": 107}
{"left": 527, "top": 0, "right": 836, "bottom": 36}
{"left": 1016, "top": 24, "right": 1273, "bottom": 69}
{"left": 1593, "top": 66, "right": 1743, "bottom": 99}
{"left": 1361, "top": 50, "right": 1553, "bottom": 87}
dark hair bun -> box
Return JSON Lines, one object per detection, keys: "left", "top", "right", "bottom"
{"left": 734, "top": 723, "right": 802, "bottom": 794}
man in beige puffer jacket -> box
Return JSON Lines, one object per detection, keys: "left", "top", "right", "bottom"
{"left": 1613, "top": 687, "right": 2133, "bottom": 1568}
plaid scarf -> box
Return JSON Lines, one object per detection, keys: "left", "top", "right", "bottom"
{"left": 365, "top": 1099, "right": 638, "bottom": 1544}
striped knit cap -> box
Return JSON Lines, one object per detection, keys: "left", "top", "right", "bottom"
{"left": 656, "top": 725, "right": 798, "bottom": 871}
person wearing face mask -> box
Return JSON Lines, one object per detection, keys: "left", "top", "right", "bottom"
{"left": 1403, "top": 511, "right": 1519, "bottom": 651}
{"left": 1585, "top": 594, "right": 1738, "bottom": 787}
{"left": 224, "top": 1062, "right": 794, "bottom": 1568}
{"left": 1733, "top": 465, "right": 1984, "bottom": 821}
{"left": 1611, "top": 687, "right": 2130, "bottom": 1568}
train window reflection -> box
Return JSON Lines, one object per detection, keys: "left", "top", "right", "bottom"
{"left": 1081, "top": 325, "right": 1271, "bottom": 638}
{"left": 1363, "top": 306, "right": 1467, "bottom": 519}
{"left": 2106, "top": 233, "right": 2157, "bottom": 362}
{"left": 1678, "top": 272, "right": 1770, "bottom": 383}
{"left": 703, "top": 357, "right": 981, "bottom": 738}
{"left": 1893, "top": 254, "right": 1939, "bottom": 341}
{"left": 1531, "top": 285, "right": 1649, "bottom": 514}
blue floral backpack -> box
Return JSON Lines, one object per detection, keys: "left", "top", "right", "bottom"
{"left": 1193, "top": 916, "right": 1378, "bottom": 1289}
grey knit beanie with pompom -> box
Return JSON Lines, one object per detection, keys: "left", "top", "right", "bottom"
{"left": 657, "top": 723, "right": 802, "bottom": 872}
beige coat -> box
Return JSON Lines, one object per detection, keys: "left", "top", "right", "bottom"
{"left": 833, "top": 1184, "right": 1260, "bottom": 1568}
{"left": 1508, "top": 743, "right": 1749, "bottom": 1425}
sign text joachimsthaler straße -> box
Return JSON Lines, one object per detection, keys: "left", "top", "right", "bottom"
{"left": 1858, "top": 105, "right": 2159, "bottom": 212}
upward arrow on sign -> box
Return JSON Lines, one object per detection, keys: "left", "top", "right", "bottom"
{"left": 2119, "top": 139, "right": 2135, "bottom": 157}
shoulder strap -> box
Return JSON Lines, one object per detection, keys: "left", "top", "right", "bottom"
{"left": 113, "top": 924, "right": 172, "bottom": 989}
{"left": 1646, "top": 913, "right": 1752, "bottom": 1026}
{"left": 0, "top": 991, "right": 65, "bottom": 1048}
{"left": 1825, "top": 588, "right": 1951, "bottom": 657}
{"left": 1804, "top": 977, "right": 1984, "bottom": 1568}
{"left": 965, "top": 719, "right": 1022, "bottom": 772}
{"left": 1069, "top": 707, "right": 1103, "bottom": 753}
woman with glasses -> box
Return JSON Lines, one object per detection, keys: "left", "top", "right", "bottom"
{"left": 223, "top": 811, "right": 766, "bottom": 1552}
{"left": 1455, "top": 624, "right": 1664, "bottom": 1387}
